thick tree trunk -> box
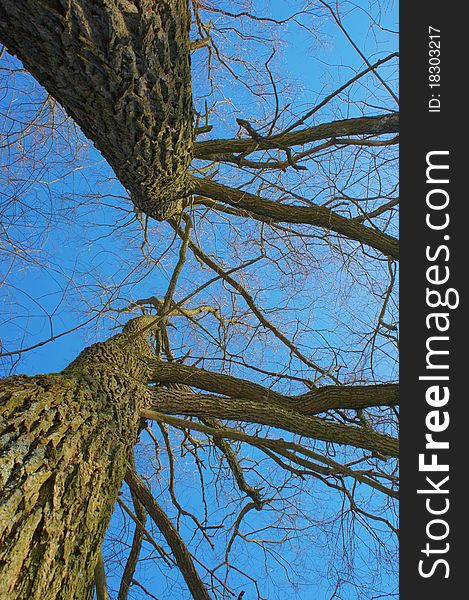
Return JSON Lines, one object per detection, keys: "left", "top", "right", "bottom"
{"left": 0, "top": 318, "right": 154, "bottom": 599}
{"left": 0, "top": 0, "right": 193, "bottom": 220}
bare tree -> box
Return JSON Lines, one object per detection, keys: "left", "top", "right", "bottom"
{"left": 0, "top": 1, "right": 398, "bottom": 599}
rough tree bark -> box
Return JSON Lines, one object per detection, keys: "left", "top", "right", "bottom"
{"left": 0, "top": 322, "right": 399, "bottom": 598}
{"left": 0, "top": 318, "right": 155, "bottom": 599}
{"left": 0, "top": 0, "right": 193, "bottom": 219}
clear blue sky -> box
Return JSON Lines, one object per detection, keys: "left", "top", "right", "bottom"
{"left": 1, "top": 1, "right": 398, "bottom": 598}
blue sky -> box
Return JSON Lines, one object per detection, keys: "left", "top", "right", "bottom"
{"left": 1, "top": 1, "right": 398, "bottom": 598}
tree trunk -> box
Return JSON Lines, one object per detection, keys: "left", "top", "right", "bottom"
{"left": 0, "top": 0, "right": 193, "bottom": 220}
{"left": 0, "top": 319, "right": 154, "bottom": 599}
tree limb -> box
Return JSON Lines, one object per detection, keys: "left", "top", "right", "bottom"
{"left": 149, "top": 360, "right": 399, "bottom": 414}
{"left": 150, "top": 388, "right": 399, "bottom": 457}
{"left": 189, "top": 176, "right": 399, "bottom": 259}
{"left": 118, "top": 454, "right": 148, "bottom": 600}
{"left": 141, "top": 410, "right": 399, "bottom": 497}
{"left": 125, "top": 469, "right": 212, "bottom": 600}
{"left": 193, "top": 113, "right": 399, "bottom": 159}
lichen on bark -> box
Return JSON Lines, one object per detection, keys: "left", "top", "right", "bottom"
{"left": 0, "top": 0, "right": 194, "bottom": 220}
{"left": 0, "top": 317, "right": 156, "bottom": 599}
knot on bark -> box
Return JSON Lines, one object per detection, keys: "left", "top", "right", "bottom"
{"left": 135, "top": 174, "right": 189, "bottom": 220}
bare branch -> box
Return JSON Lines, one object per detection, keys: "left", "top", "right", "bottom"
{"left": 150, "top": 388, "right": 399, "bottom": 457}
{"left": 125, "top": 469, "right": 213, "bottom": 600}
{"left": 149, "top": 360, "right": 399, "bottom": 413}
{"left": 189, "top": 177, "right": 399, "bottom": 259}
{"left": 141, "top": 410, "right": 398, "bottom": 498}
{"left": 194, "top": 114, "right": 399, "bottom": 159}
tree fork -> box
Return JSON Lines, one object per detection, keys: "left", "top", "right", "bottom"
{"left": 0, "top": 0, "right": 194, "bottom": 220}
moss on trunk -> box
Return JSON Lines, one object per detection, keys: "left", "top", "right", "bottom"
{"left": 0, "top": 319, "right": 155, "bottom": 599}
{"left": 0, "top": 0, "right": 194, "bottom": 219}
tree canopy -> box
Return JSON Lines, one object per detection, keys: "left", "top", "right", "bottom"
{"left": 0, "top": 1, "right": 399, "bottom": 599}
